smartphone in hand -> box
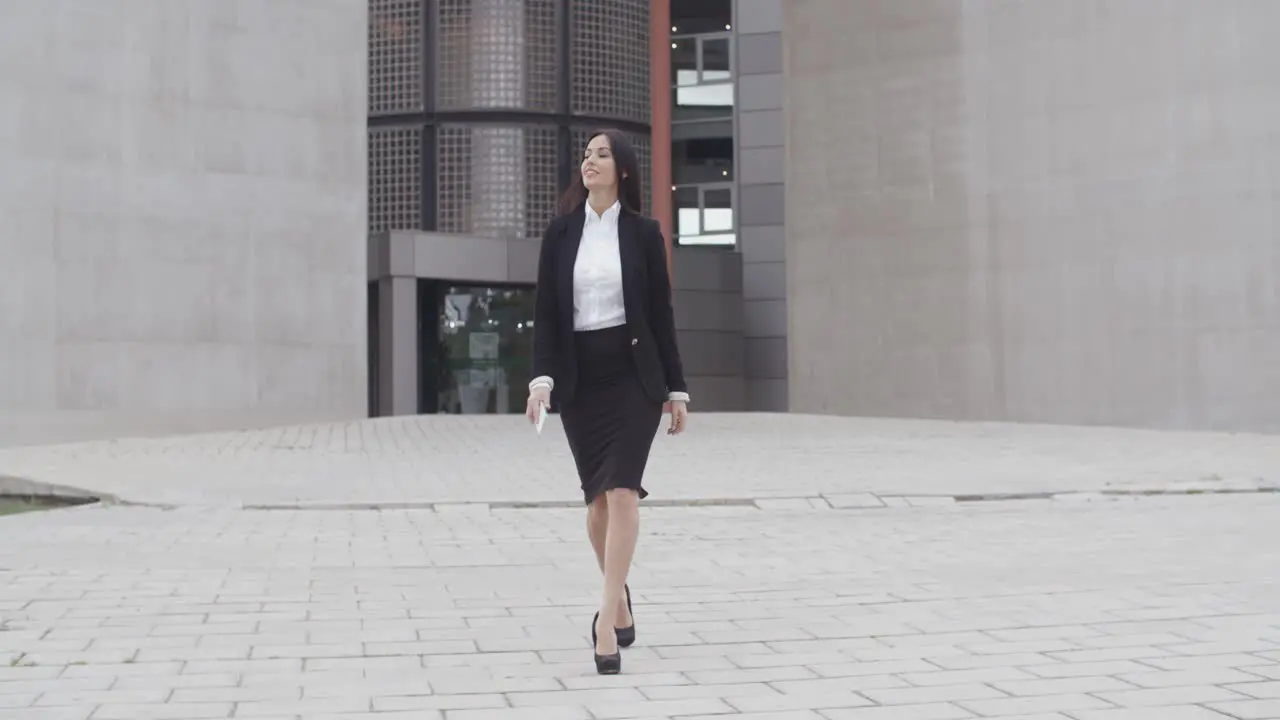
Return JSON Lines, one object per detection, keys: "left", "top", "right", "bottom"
{"left": 534, "top": 402, "right": 548, "bottom": 435}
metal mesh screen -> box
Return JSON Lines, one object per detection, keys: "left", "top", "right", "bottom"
{"left": 436, "top": 126, "right": 472, "bottom": 235}
{"left": 369, "top": 0, "right": 424, "bottom": 115}
{"left": 569, "top": 0, "right": 649, "bottom": 122}
{"left": 436, "top": 0, "right": 559, "bottom": 112}
{"left": 437, "top": 124, "right": 559, "bottom": 239}
{"left": 369, "top": 127, "right": 423, "bottom": 233}
{"left": 571, "top": 128, "right": 651, "bottom": 215}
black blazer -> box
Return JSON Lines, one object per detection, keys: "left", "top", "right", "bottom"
{"left": 531, "top": 204, "right": 687, "bottom": 407}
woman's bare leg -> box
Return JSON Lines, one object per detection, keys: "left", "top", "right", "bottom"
{"left": 587, "top": 494, "right": 632, "bottom": 628}
{"left": 594, "top": 488, "right": 640, "bottom": 654}
{"left": 587, "top": 493, "right": 609, "bottom": 571}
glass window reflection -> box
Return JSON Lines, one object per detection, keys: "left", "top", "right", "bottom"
{"left": 673, "top": 184, "right": 735, "bottom": 247}
{"left": 703, "top": 188, "right": 733, "bottom": 232}
{"left": 670, "top": 33, "right": 734, "bottom": 121}
{"left": 671, "top": 38, "right": 697, "bottom": 86}
{"left": 673, "top": 137, "right": 733, "bottom": 185}
{"left": 702, "top": 38, "right": 731, "bottom": 80}
{"left": 675, "top": 186, "right": 700, "bottom": 237}
{"left": 671, "top": 0, "right": 731, "bottom": 35}
{"left": 436, "top": 284, "right": 536, "bottom": 414}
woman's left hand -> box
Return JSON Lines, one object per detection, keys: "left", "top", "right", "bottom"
{"left": 668, "top": 400, "right": 688, "bottom": 435}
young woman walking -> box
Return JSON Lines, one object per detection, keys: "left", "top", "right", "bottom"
{"left": 525, "top": 129, "right": 690, "bottom": 675}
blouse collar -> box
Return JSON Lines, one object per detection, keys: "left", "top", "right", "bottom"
{"left": 584, "top": 200, "right": 621, "bottom": 227}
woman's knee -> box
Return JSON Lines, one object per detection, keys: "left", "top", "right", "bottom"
{"left": 588, "top": 492, "right": 610, "bottom": 518}
{"left": 605, "top": 488, "right": 639, "bottom": 511}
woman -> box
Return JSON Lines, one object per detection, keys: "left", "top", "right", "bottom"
{"left": 525, "top": 129, "right": 690, "bottom": 675}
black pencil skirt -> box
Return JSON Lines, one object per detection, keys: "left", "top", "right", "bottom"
{"left": 560, "top": 325, "right": 664, "bottom": 506}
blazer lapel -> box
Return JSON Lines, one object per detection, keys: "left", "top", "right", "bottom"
{"left": 559, "top": 208, "right": 585, "bottom": 313}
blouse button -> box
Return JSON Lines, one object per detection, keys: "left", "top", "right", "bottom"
{"left": 631, "top": 338, "right": 638, "bottom": 345}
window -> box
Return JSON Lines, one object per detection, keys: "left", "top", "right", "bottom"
{"left": 673, "top": 136, "right": 732, "bottom": 185}
{"left": 671, "top": 33, "right": 733, "bottom": 122}
{"left": 429, "top": 284, "right": 537, "bottom": 414}
{"left": 670, "top": 2, "right": 736, "bottom": 247}
{"left": 675, "top": 182, "right": 735, "bottom": 246}
{"left": 671, "top": 0, "right": 731, "bottom": 36}
{"left": 702, "top": 37, "right": 730, "bottom": 82}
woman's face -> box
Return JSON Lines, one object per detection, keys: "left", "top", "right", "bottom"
{"left": 581, "top": 134, "right": 619, "bottom": 193}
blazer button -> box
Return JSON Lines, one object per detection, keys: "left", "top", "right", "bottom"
{"left": 631, "top": 338, "right": 638, "bottom": 345}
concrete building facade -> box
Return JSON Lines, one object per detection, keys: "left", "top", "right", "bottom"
{"left": 785, "top": 0, "right": 1280, "bottom": 432}
{"left": 6, "top": 0, "right": 1275, "bottom": 442}
{"left": 368, "top": 0, "right": 757, "bottom": 415}
{"left": 0, "top": 1, "right": 369, "bottom": 446}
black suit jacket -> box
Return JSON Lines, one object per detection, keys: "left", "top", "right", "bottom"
{"left": 531, "top": 204, "right": 687, "bottom": 407}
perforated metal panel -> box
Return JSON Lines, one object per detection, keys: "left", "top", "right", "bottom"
{"left": 369, "top": 0, "right": 424, "bottom": 116}
{"left": 436, "top": 0, "right": 559, "bottom": 112}
{"left": 436, "top": 126, "right": 473, "bottom": 235}
{"left": 368, "top": 0, "right": 654, "bottom": 237}
{"left": 525, "top": 128, "right": 562, "bottom": 237}
{"left": 570, "top": 0, "right": 649, "bottom": 122}
{"left": 438, "top": 124, "right": 559, "bottom": 239}
{"left": 571, "top": 128, "right": 652, "bottom": 215}
{"left": 369, "top": 127, "right": 423, "bottom": 233}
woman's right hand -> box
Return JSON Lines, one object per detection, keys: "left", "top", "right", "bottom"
{"left": 526, "top": 386, "right": 551, "bottom": 423}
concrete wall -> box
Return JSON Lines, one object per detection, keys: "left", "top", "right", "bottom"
{"left": 734, "top": 0, "right": 788, "bottom": 411}
{"left": 672, "top": 247, "right": 745, "bottom": 410}
{"left": 784, "top": 0, "right": 1280, "bottom": 432}
{"left": 0, "top": 1, "right": 368, "bottom": 447}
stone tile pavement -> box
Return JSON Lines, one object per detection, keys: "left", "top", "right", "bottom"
{"left": 1, "top": 494, "right": 1278, "bottom": 719}
{"left": 0, "top": 414, "right": 1277, "bottom": 507}
{"left": 1, "top": 415, "right": 1279, "bottom": 718}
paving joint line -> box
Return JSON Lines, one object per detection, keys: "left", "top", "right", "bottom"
{"left": 237, "top": 486, "right": 1280, "bottom": 511}
{"left": 3, "top": 474, "right": 1275, "bottom": 513}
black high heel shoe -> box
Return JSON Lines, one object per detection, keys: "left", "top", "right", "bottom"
{"left": 616, "top": 584, "right": 636, "bottom": 648}
{"left": 591, "top": 612, "right": 621, "bottom": 674}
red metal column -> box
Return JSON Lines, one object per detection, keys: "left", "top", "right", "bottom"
{"left": 649, "top": 0, "right": 673, "bottom": 280}
{"left": 651, "top": 0, "right": 674, "bottom": 415}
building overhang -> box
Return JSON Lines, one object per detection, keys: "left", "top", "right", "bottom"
{"left": 368, "top": 230, "right": 539, "bottom": 286}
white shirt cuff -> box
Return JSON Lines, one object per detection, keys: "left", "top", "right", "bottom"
{"left": 668, "top": 391, "right": 690, "bottom": 404}
{"left": 529, "top": 376, "right": 554, "bottom": 392}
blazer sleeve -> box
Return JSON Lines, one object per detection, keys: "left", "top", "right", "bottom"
{"left": 644, "top": 220, "right": 688, "bottom": 396}
{"left": 530, "top": 219, "right": 559, "bottom": 387}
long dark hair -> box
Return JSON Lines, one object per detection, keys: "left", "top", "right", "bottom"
{"left": 557, "top": 129, "right": 644, "bottom": 216}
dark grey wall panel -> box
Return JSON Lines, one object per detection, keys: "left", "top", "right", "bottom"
{"left": 743, "top": 298, "right": 786, "bottom": 338}
{"left": 738, "top": 184, "right": 785, "bottom": 226}
{"left": 738, "top": 225, "right": 785, "bottom": 264}
{"left": 678, "top": 331, "right": 745, "bottom": 378}
{"left": 736, "top": 0, "right": 783, "bottom": 34}
{"left": 742, "top": 261, "right": 785, "bottom": 301}
{"left": 674, "top": 290, "right": 746, "bottom": 333}
{"left": 687, "top": 375, "right": 747, "bottom": 411}
{"left": 672, "top": 246, "right": 745, "bottom": 411}
{"left": 738, "top": 109, "right": 783, "bottom": 149}
{"left": 734, "top": 0, "right": 787, "bottom": 411}
{"left": 737, "top": 72, "right": 782, "bottom": 111}
{"left": 740, "top": 147, "right": 785, "bottom": 186}
{"left": 745, "top": 337, "right": 787, "bottom": 380}
{"left": 672, "top": 248, "right": 744, "bottom": 292}
{"left": 736, "top": 32, "right": 782, "bottom": 75}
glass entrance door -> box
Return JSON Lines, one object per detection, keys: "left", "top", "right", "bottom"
{"left": 432, "top": 283, "right": 536, "bottom": 414}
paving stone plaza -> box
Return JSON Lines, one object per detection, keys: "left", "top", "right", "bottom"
{"left": 2, "top": 414, "right": 1279, "bottom": 719}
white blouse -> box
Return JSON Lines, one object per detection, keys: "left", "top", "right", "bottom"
{"left": 528, "top": 201, "right": 690, "bottom": 404}
{"left": 572, "top": 200, "right": 627, "bottom": 331}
